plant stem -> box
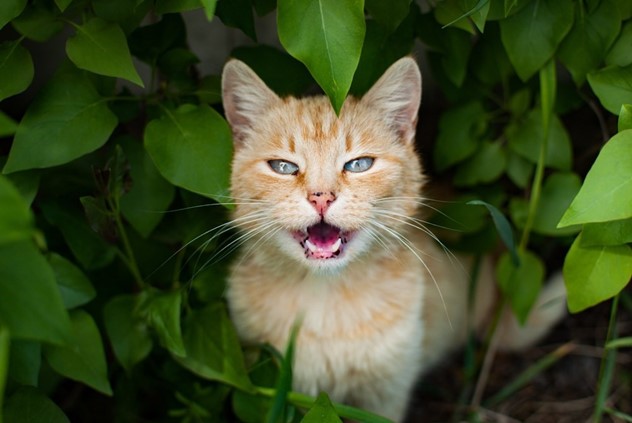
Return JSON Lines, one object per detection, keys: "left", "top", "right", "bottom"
{"left": 593, "top": 295, "right": 620, "bottom": 422}
{"left": 519, "top": 61, "right": 556, "bottom": 251}
{"left": 111, "top": 199, "right": 145, "bottom": 289}
{"left": 0, "top": 324, "right": 9, "bottom": 423}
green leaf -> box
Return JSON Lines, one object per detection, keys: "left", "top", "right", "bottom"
{"left": 128, "top": 14, "right": 187, "bottom": 65}
{"left": 581, "top": 218, "right": 632, "bottom": 247}
{"left": 41, "top": 203, "right": 117, "bottom": 270}
{"left": 4, "top": 169, "right": 40, "bottom": 206}
{"left": 3, "top": 65, "right": 118, "bottom": 173}
{"left": 496, "top": 250, "right": 544, "bottom": 324}
{"left": 216, "top": 0, "right": 256, "bottom": 41}
{"left": 0, "top": 110, "right": 17, "bottom": 137}
{"left": 500, "top": 0, "right": 574, "bottom": 81}
{"left": 155, "top": 0, "right": 201, "bottom": 14}
{"left": 201, "top": 0, "right": 217, "bottom": 20}
{"left": 606, "top": 337, "right": 632, "bottom": 349}
{"left": 434, "top": 102, "right": 486, "bottom": 171}
{"left": 231, "top": 45, "right": 314, "bottom": 96}
{"left": 138, "top": 289, "right": 186, "bottom": 357}
{"left": 278, "top": 0, "right": 365, "bottom": 114}
{"left": 606, "top": 21, "right": 632, "bottom": 67}
{"left": 0, "top": 41, "right": 34, "bottom": 101}
{"left": 454, "top": 141, "right": 506, "bottom": 186}
{"left": 103, "top": 295, "right": 153, "bottom": 372}
{"left": 11, "top": 1, "right": 63, "bottom": 42}
{"left": 0, "top": 0, "right": 27, "bottom": 30}
{"left": 66, "top": 18, "right": 143, "bottom": 86}
{"left": 506, "top": 152, "right": 533, "bottom": 188}
{"left": 175, "top": 303, "right": 254, "bottom": 393}
{"left": 531, "top": 172, "right": 582, "bottom": 236}
{"left": 468, "top": 200, "right": 519, "bottom": 265}
{"left": 558, "top": 0, "right": 621, "bottom": 84}
{"left": 0, "top": 175, "right": 33, "bottom": 246}
{"left": 92, "top": 0, "right": 152, "bottom": 32}
{"left": 471, "top": 24, "right": 513, "bottom": 86}
{"left": 2, "top": 386, "right": 70, "bottom": 423}
{"left": 54, "top": 0, "right": 72, "bottom": 12}
{"left": 588, "top": 64, "right": 632, "bottom": 114}
{"left": 302, "top": 392, "right": 342, "bottom": 423}
{"left": 559, "top": 129, "right": 632, "bottom": 226}
{"left": 144, "top": 104, "right": 232, "bottom": 202}
{"left": 507, "top": 109, "right": 572, "bottom": 170}
{"left": 438, "top": 27, "right": 472, "bottom": 87}
{"left": 49, "top": 253, "right": 96, "bottom": 309}
{"left": 563, "top": 232, "right": 632, "bottom": 313}
{"left": 8, "top": 340, "right": 40, "bottom": 386}
{"left": 267, "top": 324, "right": 299, "bottom": 423}
{"left": 365, "top": 0, "right": 411, "bottom": 32}
{"left": 619, "top": 104, "right": 632, "bottom": 131}
{"left": 44, "top": 310, "right": 112, "bottom": 395}
{"left": 0, "top": 323, "right": 8, "bottom": 413}
{"left": 0, "top": 241, "right": 71, "bottom": 344}
{"left": 119, "top": 137, "right": 175, "bottom": 238}
{"left": 432, "top": 196, "right": 489, "bottom": 234}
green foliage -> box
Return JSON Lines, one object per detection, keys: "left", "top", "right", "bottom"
{"left": 1, "top": 0, "right": 631, "bottom": 421}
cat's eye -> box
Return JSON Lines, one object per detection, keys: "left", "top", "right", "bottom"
{"left": 268, "top": 159, "right": 299, "bottom": 175}
{"left": 343, "top": 157, "right": 374, "bottom": 173}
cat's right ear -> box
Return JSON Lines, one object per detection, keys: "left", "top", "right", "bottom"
{"left": 222, "top": 59, "right": 280, "bottom": 145}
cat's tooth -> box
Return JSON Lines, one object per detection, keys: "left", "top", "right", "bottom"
{"left": 331, "top": 238, "right": 342, "bottom": 253}
{"left": 305, "top": 239, "right": 318, "bottom": 253}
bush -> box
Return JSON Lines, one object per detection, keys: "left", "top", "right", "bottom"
{"left": 0, "top": 0, "right": 631, "bottom": 421}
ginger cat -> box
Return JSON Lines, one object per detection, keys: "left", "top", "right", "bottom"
{"left": 221, "top": 57, "right": 566, "bottom": 421}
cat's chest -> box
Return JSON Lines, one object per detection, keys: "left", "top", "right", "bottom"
{"left": 227, "top": 261, "right": 425, "bottom": 351}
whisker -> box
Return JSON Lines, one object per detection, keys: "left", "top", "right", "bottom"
{"left": 370, "top": 220, "right": 453, "bottom": 331}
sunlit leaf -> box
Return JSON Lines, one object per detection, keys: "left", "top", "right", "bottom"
{"left": 563, "top": 232, "right": 632, "bottom": 313}
{"left": 581, "top": 218, "right": 632, "bottom": 247}
{"left": 559, "top": 129, "right": 632, "bottom": 226}
{"left": 619, "top": 104, "right": 632, "bottom": 131}
{"left": 301, "top": 392, "right": 342, "bottom": 423}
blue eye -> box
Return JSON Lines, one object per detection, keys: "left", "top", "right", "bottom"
{"left": 268, "top": 159, "right": 299, "bottom": 175}
{"left": 343, "top": 157, "right": 374, "bottom": 173}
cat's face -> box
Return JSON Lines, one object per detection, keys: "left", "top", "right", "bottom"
{"left": 222, "top": 58, "right": 423, "bottom": 272}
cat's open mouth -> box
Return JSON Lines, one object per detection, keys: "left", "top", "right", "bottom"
{"left": 293, "top": 222, "right": 351, "bottom": 260}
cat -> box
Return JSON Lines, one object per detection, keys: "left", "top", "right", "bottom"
{"left": 220, "top": 57, "right": 567, "bottom": 421}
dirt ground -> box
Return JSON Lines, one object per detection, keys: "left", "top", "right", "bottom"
{"left": 405, "top": 291, "right": 632, "bottom": 423}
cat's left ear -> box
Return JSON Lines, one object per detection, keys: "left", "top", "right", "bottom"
{"left": 222, "top": 59, "right": 281, "bottom": 145}
{"left": 360, "top": 57, "right": 422, "bottom": 143}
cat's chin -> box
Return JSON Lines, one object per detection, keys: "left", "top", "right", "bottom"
{"left": 291, "top": 221, "right": 355, "bottom": 262}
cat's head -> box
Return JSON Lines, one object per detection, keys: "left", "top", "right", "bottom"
{"left": 222, "top": 57, "right": 424, "bottom": 272}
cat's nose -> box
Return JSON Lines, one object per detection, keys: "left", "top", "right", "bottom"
{"left": 308, "top": 191, "right": 336, "bottom": 215}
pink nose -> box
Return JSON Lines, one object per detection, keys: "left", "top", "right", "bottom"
{"left": 308, "top": 191, "right": 336, "bottom": 215}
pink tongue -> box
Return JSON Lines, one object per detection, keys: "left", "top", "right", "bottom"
{"left": 307, "top": 222, "right": 340, "bottom": 247}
